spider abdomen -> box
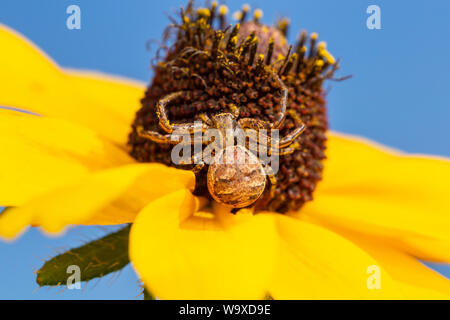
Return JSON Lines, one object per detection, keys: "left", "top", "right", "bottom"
{"left": 207, "top": 146, "right": 266, "bottom": 208}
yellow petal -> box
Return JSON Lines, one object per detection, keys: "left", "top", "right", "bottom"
{"left": 334, "top": 228, "right": 450, "bottom": 299}
{"left": 268, "top": 214, "right": 406, "bottom": 299}
{"left": 0, "top": 111, "right": 134, "bottom": 206}
{"left": 299, "top": 132, "right": 450, "bottom": 262}
{"left": 0, "top": 164, "right": 195, "bottom": 239}
{"left": 130, "top": 190, "right": 278, "bottom": 299}
{"left": 0, "top": 24, "right": 145, "bottom": 146}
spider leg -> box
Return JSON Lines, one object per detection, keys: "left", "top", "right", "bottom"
{"left": 244, "top": 123, "right": 304, "bottom": 150}
{"left": 137, "top": 126, "right": 182, "bottom": 144}
{"left": 156, "top": 91, "right": 183, "bottom": 133}
{"left": 287, "top": 109, "right": 305, "bottom": 127}
{"left": 156, "top": 91, "right": 209, "bottom": 134}
{"left": 243, "top": 128, "right": 274, "bottom": 145}
{"left": 242, "top": 129, "right": 274, "bottom": 159}
{"left": 192, "top": 160, "right": 206, "bottom": 174}
{"left": 137, "top": 126, "right": 208, "bottom": 145}
{"left": 269, "top": 145, "right": 297, "bottom": 156}
{"left": 172, "top": 122, "right": 209, "bottom": 134}
{"left": 279, "top": 124, "right": 305, "bottom": 148}
{"left": 269, "top": 69, "right": 289, "bottom": 129}
{"left": 238, "top": 118, "right": 272, "bottom": 130}
{"left": 257, "top": 139, "right": 301, "bottom": 156}
{"left": 228, "top": 103, "right": 240, "bottom": 118}
{"left": 178, "top": 148, "right": 205, "bottom": 166}
{"left": 264, "top": 164, "right": 277, "bottom": 198}
{"left": 199, "top": 113, "right": 213, "bottom": 126}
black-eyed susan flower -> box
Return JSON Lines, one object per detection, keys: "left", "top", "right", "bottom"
{"left": 0, "top": 2, "right": 449, "bottom": 300}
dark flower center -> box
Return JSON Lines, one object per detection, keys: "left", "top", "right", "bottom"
{"left": 128, "top": 3, "right": 340, "bottom": 213}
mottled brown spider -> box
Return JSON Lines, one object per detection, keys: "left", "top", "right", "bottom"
{"left": 137, "top": 69, "right": 306, "bottom": 208}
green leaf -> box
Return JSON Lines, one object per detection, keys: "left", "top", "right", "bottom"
{"left": 143, "top": 287, "right": 155, "bottom": 300}
{"left": 264, "top": 293, "right": 274, "bottom": 300}
{"left": 36, "top": 225, "right": 131, "bottom": 286}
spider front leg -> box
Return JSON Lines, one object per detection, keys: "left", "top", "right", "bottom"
{"left": 137, "top": 126, "right": 182, "bottom": 144}
{"left": 287, "top": 109, "right": 304, "bottom": 127}
{"left": 243, "top": 124, "right": 305, "bottom": 152}
{"left": 177, "top": 147, "right": 205, "bottom": 167}
{"left": 156, "top": 91, "right": 182, "bottom": 133}
{"left": 245, "top": 138, "right": 296, "bottom": 157}
{"left": 269, "top": 70, "right": 289, "bottom": 129}
{"left": 156, "top": 91, "right": 209, "bottom": 134}
{"left": 278, "top": 124, "right": 305, "bottom": 148}
{"left": 171, "top": 122, "right": 209, "bottom": 135}
{"left": 268, "top": 144, "right": 298, "bottom": 156}
{"left": 137, "top": 126, "right": 207, "bottom": 145}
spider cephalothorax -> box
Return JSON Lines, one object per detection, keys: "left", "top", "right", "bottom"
{"left": 128, "top": 2, "right": 342, "bottom": 213}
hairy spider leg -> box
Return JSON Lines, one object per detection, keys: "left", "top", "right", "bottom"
{"left": 192, "top": 160, "right": 206, "bottom": 173}
{"left": 137, "top": 126, "right": 207, "bottom": 145}
{"left": 264, "top": 164, "right": 277, "bottom": 198}
{"left": 243, "top": 124, "right": 305, "bottom": 152}
{"left": 156, "top": 91, "right": 210, "bottom": 134}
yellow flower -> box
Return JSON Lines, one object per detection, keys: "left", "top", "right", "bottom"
{"left": 0, "top": 24, "right": 449, "bottom": 300}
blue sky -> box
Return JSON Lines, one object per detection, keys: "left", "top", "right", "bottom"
{"left": 0, "top": 0, "right": 449, "bottom": 299}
